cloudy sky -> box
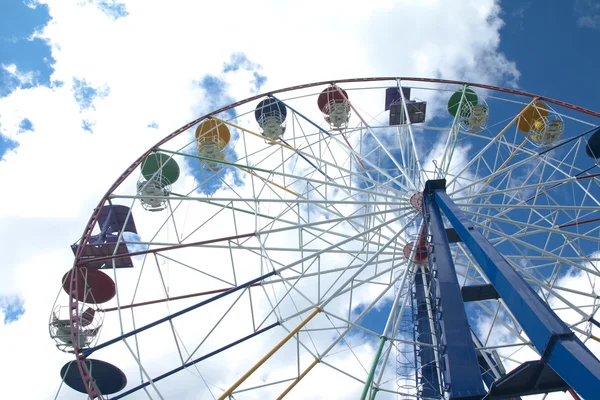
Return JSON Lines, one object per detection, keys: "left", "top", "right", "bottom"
{"left": 1, "top": 0, "right": 600, "bottom": 399}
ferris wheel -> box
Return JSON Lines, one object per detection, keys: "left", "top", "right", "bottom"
{"left": 50, "top": 77, "right": 600, "bottom": 399}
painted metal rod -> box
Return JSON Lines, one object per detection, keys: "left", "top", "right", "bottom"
{"left": 576, "top": 172, "right": 600, "bottom": 180}
{"left": 169, "top": 192, "right": 276, "bottom": 219}
{"left": 336, "top": 82, "right": 417, "bottom": 190}
{"left": 482, "top": 98, "right": 539, "bottom": 185}
{"left": 69, "top": 77, "right": 600, "bottom": 400}
{"left": 237, "top": 165, "right": 300, "bottom": 197}
{"left": 78, "top": 232, "right": 256, "bottom": 266}
{"left": 158, "top": 148, "right": 403, "bottom": 201}
{"left": 538, "top": 125, "right": 600, "bottom": 156}
{"left": 568, "top": 388, "right": 582, "bottom": 400}
{"left": 492, "top": 97, "right": 537, "bottom": 141}
{"left": 103, "top": 283, "right": 262, "bottom": 312}
{"left": 280, "top": 264, "right": 409, "bottom": 399}
{"left": 211, "top": 113, "right": 390, "bottom": 195}
{"left": 364, "top": 254, "right": 412, "bottom": 396}
{"left": 524, "top": 165, "right": 597, "bottom": 203}
{"left": 339, "top": 128, "right": 368, "bottom": 170}
{"left": 270, "top": 93, "right": 373, "bottom": 182}
{"left": 558, "top": 216, "right": 600, "bottom": 229}
{"left": 397, "top": 79, "right": 427, "bottom": 186}
{"left": 80, "top": 203, "right": 404, "bottom": 267}
{"left": 111, "top": 322, "right": 280, "bottom": 399}
{"left": 452, "top": 172, "right": 600, "bottom": 203}
{"left": 267, "top": 225, "right": 406, "bottom": 398}
{"left": 112, "top": 194, "right": 408, "bottom": 206}
{"left": 433, "top": 183, "right": 600, "bottom": 400}
{"left": 447, "top": 97, "right": 538, "bottom": 188}
{"left": 328, "top": 85, "right": 371, "bottom": 171}
{"left": 209, "top": 115, "right": 296, "bottom": 151}
{"left": 84, "top": 271, "right": 275, "bottom": 357}
{"left": 485, "top": 137, "right": 528, "bottom": 184}
{"left": 590, "top": 334, "right": 600, "bottom": 344}
{"left": 280, "top": 138, "right": 328, "bottom": 178}
{"left": 442, "top": 84, "right": 468, "bottom": 176}
{"left": 266, "top": 95, "right": 332, "bottom": 177}
{"left": 218, "top": 307, "right": 321, "bottom": 400}
{"left": 159, "top": 148, "right": 274, "bottom": 173}
{"left": 360, "top": 336, "right": 387, "bottom": 400}
{"left": 276, "top": 357, "right": 320, "bottom": 400}
{"left": 270, "top": 95, "right": 331, "bottom": 137}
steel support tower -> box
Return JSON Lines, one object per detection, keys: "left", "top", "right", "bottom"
{"left": 420, "top": 179, "right": 600, "bottom": 400}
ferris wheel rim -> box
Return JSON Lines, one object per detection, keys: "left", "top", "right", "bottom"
{"left": 62, "top": 77, "right": 600, "bottom": 399}
{"left": 72, "top": 77, "right": 600, "bottom": 266}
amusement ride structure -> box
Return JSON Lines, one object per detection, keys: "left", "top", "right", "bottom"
{"left": 50, "top": 78, "right": 600, "bottom": 399}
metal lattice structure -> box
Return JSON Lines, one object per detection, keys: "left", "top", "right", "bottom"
{"left": 51, "top": 77, "right": 600, "bottom": 399}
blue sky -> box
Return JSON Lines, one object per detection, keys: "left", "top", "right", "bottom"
{"left": 0, "top": 0, "right": 53, "bottom": 96}
{"left": 1, "top": 1, "right": 600, "bottom": 398}
{"left": 187, "top": 53, "right": 266, "bottom": 192}
{"left": 2, "top": 0, "right": 599, "bottom": 160}
{"left": 0, "top": 0, "right": 52, "bottom": 160}
{"left": 0, "top": 0, "right": 599, "bottom": 394}
{"left": 500, "top": 0, "right": 600, "bottom": 111}
{"left": 0, "top": 0, "right": 597, "bottom": 326}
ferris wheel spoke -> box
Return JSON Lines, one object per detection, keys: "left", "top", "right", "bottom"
{"left": 182, "top": 287, "right": 250, "bottom": 364}
{"left": 461, "top": 194, "right": 597, "bottom": 249}
{"left": 269, "top": 257, "right": 406, "bottom": 289}
{"left": 280, "top": 258, "right": 402, "bottom": 329}
{"left": 338, "top": 122, "right": 418, "bottom": 193}
{"left": 454, "top": 202, "right": 600, "bottom": 212}
{"left": 473, "top": 220, "right": 600, "bottom": 277}
{"left": 445, "top": 99, "right": 537, "bottom": 189}
{"left": 121, "top": 339, "right": 165, "bottom": 399}
{"left": 395, "top": 79, "right": 429, "bottom": 185}
{"left": 82, "top": 207, "right": 408, "bottom": 272}
{"left": 254, "top": 218, "right": 407, "bottom": 331}
{"left": 113, "top": 321, "right": 282, "bottom": 399}
{"left": 153, "top": 257, "right": 187, "bottom": 366}
{"left": 452, "top": 158, "right": 600, "bottom": 213}
{"left": 463, "top": 209, "right": 600, "bottom": 245}
{"left": 57, "top": 79, "right": 600, "bottom": 399}
{"left": 438, "top": 85, "right": 467, "bottom": 177}
{"left": 451, "top": 173, "right": 596, "bottom": 204}
{"left": 293, "top": 268, "right": 408, "bottom": 397}
{"left": 325, "top": 138, "right": 413, "bottom": 195}
{"left": 449, "top": 141, "right": 539, "bottom": 199}
{"left": 471, "top": 299, "right": 531, "bottom": 346}
{"left": 175, "top": 147, "right": 408, "bottom": 242}
{"left": 280, "top": 91, "right": 416, "bottom": 194}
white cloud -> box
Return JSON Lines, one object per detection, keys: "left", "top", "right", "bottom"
{"left": 0, "top": 0, "right": 534, "bottom": 398}
{"left": 2, "top": 63, "right": 38, "bottom": 86}
{"left": 576, "top": 0, "right": 600, "bottom": 29}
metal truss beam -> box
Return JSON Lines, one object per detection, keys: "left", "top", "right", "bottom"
{"left": 423, "top": 180, "right": 487, "bottom": 399}
{"left": 427, "top": 179, "right": 600, "bottom": 400}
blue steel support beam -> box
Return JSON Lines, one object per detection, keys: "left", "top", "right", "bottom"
{"left": 423, "top": 180, "right": 487, "bottom": 399}
{"left": 413, "top": 266, "right": 441, "bottom": 398}
{"left": 430, "top": 180, "right": 600, "bottom": 400}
